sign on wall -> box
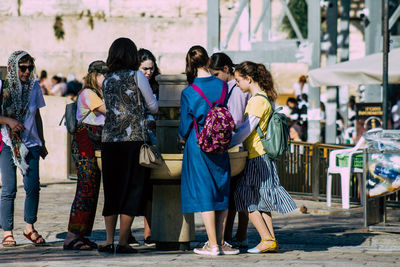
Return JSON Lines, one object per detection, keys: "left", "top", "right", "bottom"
{"left": 356, "top": 103, "right": 383, "bottom": 142}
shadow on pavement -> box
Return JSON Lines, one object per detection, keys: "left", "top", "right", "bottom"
{"left": 0, "top": 208, "right": 380, "bottom": 263}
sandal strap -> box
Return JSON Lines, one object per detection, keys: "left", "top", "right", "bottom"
{"left": 2, "top": 234, "right": 15, "bottom": 243}
{"left": 261, "top": 238, "right": 275, "bottom": 242}
{"left": 64, "top": 238, "right": 90, "bottom": 250}
{"left": 24, "top": 230, "right": 45, "bottom": 244}
{"left": 65, "top": 238, "right": 81, "bottom": 249}
{"left": 81, "top": 237, "right": 97, "bottom": 248}
{"left": 24, "top": 230, "right": 37, "bottom": 239}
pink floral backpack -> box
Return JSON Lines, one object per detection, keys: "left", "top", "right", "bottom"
{"left": 191, "top": 82, "right": 235, "bottom": 153}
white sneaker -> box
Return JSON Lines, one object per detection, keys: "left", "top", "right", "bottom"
{"left": 193, "top": 241, "right": 220, "bottom": 256}
{"left": 220, "top": 241, "right": 240, "bottom": 255}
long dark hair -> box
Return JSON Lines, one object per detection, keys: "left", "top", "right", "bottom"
{"left": 209, "top": 52, "right": 234, "bottom": 75}
{"left": 138, "top": 48, "right": 160, "bottom": 96}
{"left": 235, "top": 61, "right": 277, "bottom": 102}
{"left": 106, "top": 37, "right": 139, "bottom": 73}
{"left": 185, "top": 45, "right": 209, "bottom": 84}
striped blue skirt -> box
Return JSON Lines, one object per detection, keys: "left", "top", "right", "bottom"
{"left": 234, "top": 154, "right": 297, "bottom": 214}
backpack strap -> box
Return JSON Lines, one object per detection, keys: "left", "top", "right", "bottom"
{"left": 217, "top": 82, "right": 228, "bottom": 105}
{"left": 191, "top": 84, "right": 212, "bottom": 107}
{"left": 226, "top": 84, "right": 236, "bottom": 102}
{"left": 190, "top": 82, "right": 228, "bottom": 138}
{"left": 254, "top": 93, "right": 273, "bottom": 139}
{"left": 254, "top": 94, "right": 284, "bottom": 139}
{"left": 190, "top": 84, "right": 205, "bottom": 138}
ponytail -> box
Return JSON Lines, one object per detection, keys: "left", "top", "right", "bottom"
{"left": 235, "top": 61, "right": 277, "bottom": 102}
{"left": 185, "top": 45, "right": 209, "bottom": 84}
{"left": 256, "top": 64, "right": 277, "bottom": 102}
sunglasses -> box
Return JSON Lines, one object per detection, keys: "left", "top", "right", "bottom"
{"left": 19, "top": 65, "right": 34, "bottom": 72}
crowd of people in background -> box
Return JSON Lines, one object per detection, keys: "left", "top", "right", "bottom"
{"left": 38, "top": 70, "right": 83, "bottom": 98}
{"left": 283, "top": 75, "right": 359, "bottom": 144}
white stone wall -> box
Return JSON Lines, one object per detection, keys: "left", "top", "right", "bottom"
{"left": 39, "top": 96, "right": 72, "bottom": 182}
{"left": 0, "top": 0, "right": 209, "bottom": 78}
{"left": 0, "top": 0, "right": 313, "bottom": 88}
{"left": 0, "top": 0, "right": 207, "bottom": 17}
{"left": 0, "top": 15, "right": 207, "bottom": 77}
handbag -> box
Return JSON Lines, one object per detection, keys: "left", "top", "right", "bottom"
{"left": 139, "top": 143, "right": 164, "bottom": 168}
{"left": 134, "top": 72, "right": 164, "bottom": 168}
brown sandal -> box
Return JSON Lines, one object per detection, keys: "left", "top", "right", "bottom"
{"left": 23, "top": 230, "right": 45, "bottom": 245}
{"left": 2, "top": 235, "right": 16, "bottom": 247}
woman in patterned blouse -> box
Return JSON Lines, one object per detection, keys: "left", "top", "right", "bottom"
{"left": 97, "top": 37, "right": 158, "bottom": 254}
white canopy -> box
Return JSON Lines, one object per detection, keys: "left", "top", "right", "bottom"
{"left": 308, "top": 48, "right": 400, "bottom": 87}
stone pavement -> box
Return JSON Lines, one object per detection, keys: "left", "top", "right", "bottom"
{"left": 1, "top": 181, "right": 400, "bottom": 266}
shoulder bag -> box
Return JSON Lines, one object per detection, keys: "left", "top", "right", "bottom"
{"left": 135, "top": 72, "right": 164, "bottom": 168}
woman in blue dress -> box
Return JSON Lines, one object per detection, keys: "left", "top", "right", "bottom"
{"left": 179, "top": 45, "right": 239, "bottom": 256}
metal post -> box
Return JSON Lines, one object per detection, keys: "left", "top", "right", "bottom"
{"left": 338, "top": 0, "right": 351, "bottom": 127}
{"left": 363, "top": 148, "right": 368, "bottom": 227}
{"left": 311, "top": 142, "right": 320, "bottom": 201}
{"left": 364, "top": 0, "right": 383, "bottom": 103}
{"left": 382, "top": 0, "right": 389, "bottom": 129}
{"left": 221, "top": 0, "right": 248, "bottom": 49}
{"left": 262, "top": 0, "right": 271, "bottom": 41}
{"left": 339, "top": 0, "right": 350, "bottom": 62}
{"left": 307, "top": 0, "right": 321, "bottom": 143}
{"left": 325, "top": 0, "right": 338, "bottom": 144}
{"left": 207, "top": 0, "right": 220, "bottom": 53}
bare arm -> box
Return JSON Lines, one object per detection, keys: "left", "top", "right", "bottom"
{"left": 94, "top": 104, "right": 106, "bottom": 115}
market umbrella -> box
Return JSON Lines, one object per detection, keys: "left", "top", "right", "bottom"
{"left": 308, "top": 47, "right": 400, "bottom": 87}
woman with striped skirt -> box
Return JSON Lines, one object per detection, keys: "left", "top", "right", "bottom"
{"left": 230, "top": 61, "right": 297, "bottom": 254}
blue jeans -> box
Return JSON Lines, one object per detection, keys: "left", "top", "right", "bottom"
{"left": 0, "top": 145, "right": 41, "bottom": 231}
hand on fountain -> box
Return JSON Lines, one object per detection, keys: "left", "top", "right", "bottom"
{"left": 177, "top": 137, "right": 186, "bottom": 152}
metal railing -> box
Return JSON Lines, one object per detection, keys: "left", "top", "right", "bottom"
{"left": 276, "top": 141, "right": 361, "bottom": 201}
{"left": 276, "top": 141, "right": 400, "bottom": 205}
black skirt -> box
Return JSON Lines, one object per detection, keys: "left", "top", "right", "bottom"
{"left": 101, "top": 141, "right": 148, "bottom": 216}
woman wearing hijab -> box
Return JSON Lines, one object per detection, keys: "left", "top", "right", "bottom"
{"left": 0, "top": 51, "right": 47, "bottom": 246}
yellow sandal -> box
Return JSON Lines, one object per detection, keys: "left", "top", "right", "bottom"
{"left": 247, "top": 237, "right": 279, "bottom": 254}
{"left": 260, "top": 238, "right": 278, "bottom": 253}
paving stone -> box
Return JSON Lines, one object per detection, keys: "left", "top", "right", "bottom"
{"left": 1, "top": 182, "right": 400, "bottom": 266}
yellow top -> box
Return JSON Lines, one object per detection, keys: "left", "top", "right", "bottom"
{"left": 243, "top": 91, "right": 272, "bottom": 159}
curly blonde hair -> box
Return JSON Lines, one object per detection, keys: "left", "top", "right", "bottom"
{"left": 234, "top": 61, "right": 277, "bottom": 102}
{"left": 82, "top": 72, "right": 103, "bottom": 98}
